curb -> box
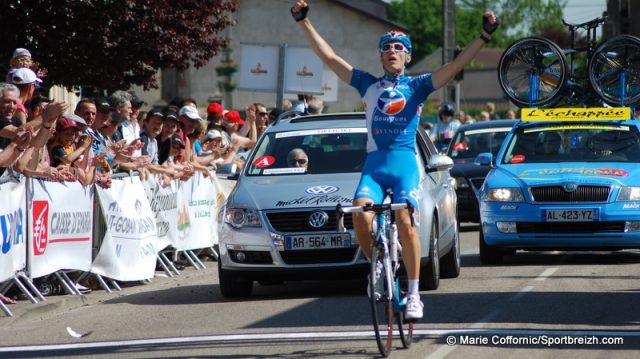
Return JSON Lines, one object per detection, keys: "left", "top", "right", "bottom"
{"left": 1, "top": 264, "right": 215, "bottom": 325}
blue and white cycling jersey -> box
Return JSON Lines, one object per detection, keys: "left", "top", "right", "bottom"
{"left": 350, "top": 69, "right": 435, "bottom": 207}
{"left": 350, "top": 68, "right": 435, "bottom": 152}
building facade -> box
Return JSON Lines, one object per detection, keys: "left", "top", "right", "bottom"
{"left": 156, "top": 0, "right": 406, "bottom": 113}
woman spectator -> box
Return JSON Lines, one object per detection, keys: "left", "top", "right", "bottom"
{"left": 10, "top": 68, "right": 40, "bottom": 125}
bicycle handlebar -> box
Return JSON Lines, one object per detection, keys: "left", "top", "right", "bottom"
{"left": 337, "top": 202, "right": 409, "bottom": 214}
{"left": 335, "top": 200, "right": 415, "bottom": 232}
{"left": 562, "top": 16, "right": 606, "bottom": 31}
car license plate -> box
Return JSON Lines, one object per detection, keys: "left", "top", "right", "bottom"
{"left": 284, "top": 233, "right": 351, "bottom": 250}
{"left": 544, "top": 209, "right": 599, "bottom": 222}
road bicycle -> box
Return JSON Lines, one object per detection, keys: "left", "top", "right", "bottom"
{"left": 337, "top": 201, "right": 414, "bottom": 357}
{"left": 498, "top": 16, "right": 640, "bottom": 108}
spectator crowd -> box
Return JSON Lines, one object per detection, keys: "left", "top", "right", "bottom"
{"left": 0, "top": 47, "right": 316, "bottom": 191}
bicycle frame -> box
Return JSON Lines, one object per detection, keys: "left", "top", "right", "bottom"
{"left": 336, "top": 200, "right": 415, "bottom": 356}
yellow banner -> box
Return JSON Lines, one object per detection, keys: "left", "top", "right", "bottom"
{"left": 521, "top": 107, "right": 631, "bottom": 121}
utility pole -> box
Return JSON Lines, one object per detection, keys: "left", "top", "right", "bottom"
{"left": 442, "top": 0, "right": 458, "bottom": 109}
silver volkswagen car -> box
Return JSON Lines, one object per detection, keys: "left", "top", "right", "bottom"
{"left": 217, "top": 112, "right": 460, "bottom": 298}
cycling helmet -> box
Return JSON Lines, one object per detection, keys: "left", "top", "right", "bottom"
{"left": 439, "top": 103, "right": 455, "bottom": 117}
{"left": 379, "top": 31, "right": 412, "bottom": 54}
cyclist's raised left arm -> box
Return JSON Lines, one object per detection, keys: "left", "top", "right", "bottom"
{"left": 432, "top": 11, "right": 499, "bottom": 90}
{"left": 292, "top": 1, "right": 353, "bottom": 84}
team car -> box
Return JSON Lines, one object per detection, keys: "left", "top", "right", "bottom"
{"left": 217, "top": 112, "right": 460, "bottom": 297}
{"left": 446, "top": 120, "right": 517, "bottom": 222}
{"left": 478, "top": 107, "right": 640, "bottom": 264}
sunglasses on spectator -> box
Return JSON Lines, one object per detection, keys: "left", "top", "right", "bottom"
{"left": 257, "top": 112, "right": 268, "bottom": 116}
{"left": 289, "top": 158, "right": 307, "bottom": 165}
{"left": 380, "top": 43, "right": 407, "bottom": 53}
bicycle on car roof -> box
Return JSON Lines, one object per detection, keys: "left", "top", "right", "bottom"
{"left": 498, "top": 16, "right": 640, "bottom": 108}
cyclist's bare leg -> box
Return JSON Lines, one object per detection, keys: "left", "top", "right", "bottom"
{"left": 396, "top": 208, "right": 420, "bottom": 279}
{"left": 353, "top": 197, "right": 375, "bottom": 259}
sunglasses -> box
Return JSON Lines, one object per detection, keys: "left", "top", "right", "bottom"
{"left": 380, "top": 43, "right": 407, "bottom": 53}
{"left": 289, "top": 158, "right": 307, "bottom": 165}
{"left": 257, "top": 112, "right": 268, "bottom": 116}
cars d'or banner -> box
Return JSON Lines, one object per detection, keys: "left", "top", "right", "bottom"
{"left": 92, "top": 177, "right": 158, "bottom": 281}
{"left": 175, "top": 172, "right": 224, "bottom": 251}
{"left": 0, "top": 178, "right": 27, "bottom": 283}
{"left": 28, "top": 179, "right": 93, "bottom": 279}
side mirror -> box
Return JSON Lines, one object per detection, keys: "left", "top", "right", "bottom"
{"left": 426, "top": 154, "right": 454, "bottom": 173}
{"left": 474, "top": 152, "right": 493, "bottom": 166}
{"left": 216, "top": 163, "right": 239, "bottom": 180}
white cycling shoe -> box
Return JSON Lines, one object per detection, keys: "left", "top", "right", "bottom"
{"left": 405, "top": 295, "right": 424, "bottom": 320}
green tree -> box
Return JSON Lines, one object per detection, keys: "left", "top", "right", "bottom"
{"left": 458, "top": 0, "right": 567, "bottom": 45}
{"left": 389, "top": 0, "right": 568, "bottom": 63}
{"left": 0, "top": 0, "right": 238, "bottom": 92}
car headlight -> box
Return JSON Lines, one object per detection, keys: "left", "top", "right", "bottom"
{"left": 617, "top": 187, "right": 640, "bottom": 201}
{"left": 454, "top": 177, "right": 470, "bottom": 189}
{"left": 483, "top": 188, "right": 524, "bottom": 202}
{"left": 224, "top": 208, "right": 262, "bottom": 229}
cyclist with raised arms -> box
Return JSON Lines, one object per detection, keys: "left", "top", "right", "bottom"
{"left": 291, "top": 0, "right": 498, "bottom": 320}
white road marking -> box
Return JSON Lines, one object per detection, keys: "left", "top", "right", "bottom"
{"left": 535, "top": 267, "right": 559, "bottom": 281}
{"left": 1, "top": 328, "right": 635, "bottom": 353}
{"left": 510, "top": 285, "right": 534, "bottom": 302}
{"left": 425, "top": 267, "right": 558, "bottom": 359}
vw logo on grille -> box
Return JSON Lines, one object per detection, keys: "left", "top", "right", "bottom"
{"left": 305, "top": 185, "right": 339, "bottom": 195}
{"left": 309, "top": 211, "right": 329, "bottom": 228}
{"left": 563, "top": 182, "right": 578, "bottom": 192}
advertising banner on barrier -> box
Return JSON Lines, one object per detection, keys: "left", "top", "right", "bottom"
{"left": 92, "top": 177, "right": 157, "bottom": 281}
{"left": 28, "top": 179, "right": 93, "bottom": 278}
{"left": 175, "top": 172, "right": 222, "bottom": 251}
{"left": 142, "top": 176, "right": 177, "bottom": 251}
{"left": 0, "top": 178, "right": 26, "bottom": 283}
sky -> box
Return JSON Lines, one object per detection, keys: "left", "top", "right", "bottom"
{"left": 563, "top": 0, "right": 607, "bottom": 24}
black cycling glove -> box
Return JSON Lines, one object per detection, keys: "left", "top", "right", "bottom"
{"left": 291, "top": 5, "right": 309, "bottom": 22}
{"left": 483, "top": 13, "right": 499, "bottom": 34}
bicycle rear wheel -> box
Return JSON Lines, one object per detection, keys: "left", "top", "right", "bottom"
{"left": 498, "top": 37, "right": 568, "bottom": 108}
{"left": 370, "top": 246, "right": 393, "bottom": 357}
{"left": 589, "top": 34, "right": 640, "bottom": 107}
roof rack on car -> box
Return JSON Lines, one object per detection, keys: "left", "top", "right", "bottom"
{"left": 272, "top": 110, "right": 306, "bottom": 126}
{"left": 272, "top": 111, "right": 366, "bottom": 126}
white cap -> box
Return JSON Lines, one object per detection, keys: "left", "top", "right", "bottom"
{"left": 11, "top": 68, "right": 41, "bottom": 85}
{"left": 178, "top": 105, "right": 201, "bottom": 120}
{"left": 203, "top": 129, "right": 223, "bottom": 141}
{"left": 12, "top": 48, "right": 31, "bottom": 60}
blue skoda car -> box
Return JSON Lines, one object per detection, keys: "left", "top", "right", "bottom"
{"left": 478, "top": 108, "right": 640, "bottom": 264}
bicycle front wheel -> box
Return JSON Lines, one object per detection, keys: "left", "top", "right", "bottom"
{"left": 589, "top": 34, "right": 640, "bottom": 107}
{"left": 498, "top": 37, "right": 568, "bottom": 108}
{"left": 370, "top": 246, "right": 393, "bottom": 357}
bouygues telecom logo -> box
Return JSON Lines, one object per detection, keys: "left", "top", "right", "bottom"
{"left": 377, "top": 90, "right": 406, "bottom": 116}
{"left": 32, "top": 200, "right": 49, "bottom": 256}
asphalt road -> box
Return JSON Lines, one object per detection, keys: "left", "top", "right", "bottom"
{"left": 2, "top": 224, "right": 640, "bottom": 358}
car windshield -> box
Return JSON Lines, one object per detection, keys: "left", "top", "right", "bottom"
{"left": 448, "top": 127, "right": 512, "bottom": 162}
{"left": 246, "top": 128, "right": 368, "bottom": 176}
{"left": 501, "top": 123, "right": 640, "bottom": 164}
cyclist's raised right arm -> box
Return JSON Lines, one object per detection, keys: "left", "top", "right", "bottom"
{"left": 292, "top": 1, "right": 353, "bottom": 84}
